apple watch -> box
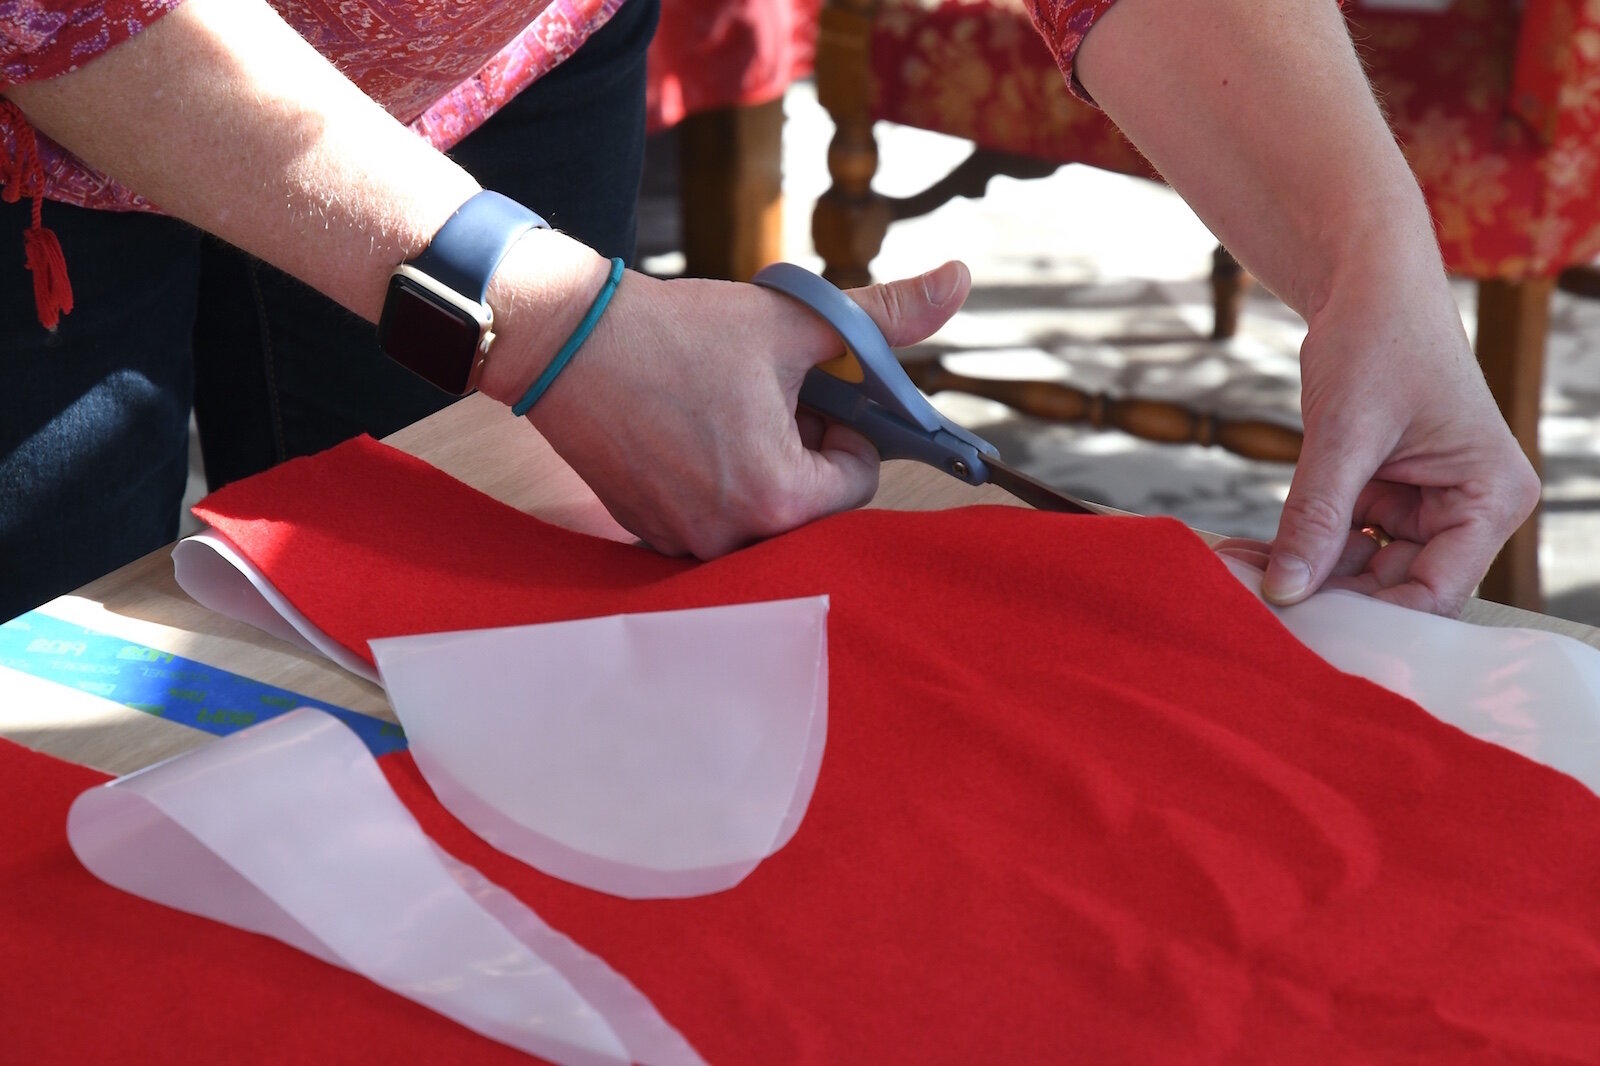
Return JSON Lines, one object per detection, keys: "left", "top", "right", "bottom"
{"left": 377, "top": 190, "right": 550, "bottom": 395}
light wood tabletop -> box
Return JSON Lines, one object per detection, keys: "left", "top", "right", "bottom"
{"left": 5, "top": 391, "right": 1594, "bottom": 776}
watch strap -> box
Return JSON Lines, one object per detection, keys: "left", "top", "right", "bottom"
{"left": 408, "top": 190, "right": 550, "bottom": 300}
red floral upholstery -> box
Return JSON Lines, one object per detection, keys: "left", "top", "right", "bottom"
{"left": 869, "top": 0, "right": 1152, "bottom": 177}
{"left": 648, "top": 0, "right": 822, "bottom": 131}
{"left": 866, "top": 0, "right": 1600, "bottom": 283}
{"left": 1353, "top": 0, "right": 1600, "bottom": 280}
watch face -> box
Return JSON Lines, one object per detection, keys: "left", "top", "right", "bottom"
{"left": 377, "top": 272, "right": 487, "bottom": 395}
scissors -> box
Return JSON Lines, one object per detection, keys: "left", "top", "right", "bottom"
{"left": 752, "top": 262, "right": 1099, "bottom": 515}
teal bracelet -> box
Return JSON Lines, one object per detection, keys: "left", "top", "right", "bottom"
{"left": 511, "top": 256, "right": 626, "bottom": 417}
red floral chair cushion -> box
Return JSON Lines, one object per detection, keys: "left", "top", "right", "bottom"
{"left": 1353, "top": 0, "right": 1600, "bottom": 280}
{"left": 648, "top": 0, "right": 823, "bottom": 131}
{"left": 869, "top": 0, "right": 1154, "bottom": 179}
{"left": 866, "top": 0, "right": 1600, "bottom": 281}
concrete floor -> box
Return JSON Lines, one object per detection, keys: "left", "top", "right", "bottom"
{"left": 642, "top": 79, "right": 1600, "bottom": 627}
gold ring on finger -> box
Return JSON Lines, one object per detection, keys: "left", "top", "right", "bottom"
{"left": 1359, "top": 524, "right": 1394, "bottom": 549}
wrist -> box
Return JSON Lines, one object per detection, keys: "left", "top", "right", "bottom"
{"left": 475, "top": 230, "right": 615, "bottom": 406}
{"left": 1300, "top": 189, "right": 1446, "bottom": 319}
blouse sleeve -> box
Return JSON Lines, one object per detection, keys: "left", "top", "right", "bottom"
{"left": 1025, "top": 0, "right": 1125, "bottom": 103}
{"left": 1029, "top": 0, "right": 1349, "bottom": 105}
{"left": 1, "top": 0, "right": 184, "bottom": 89}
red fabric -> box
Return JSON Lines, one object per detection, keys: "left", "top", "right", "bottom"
{"left": 7, "top": 434, "right": 1600, "bottom": 1060}
{"left": 0, "top": 0, "right": 182, "bottom": 86}
{"left": 1510, "top": 0, "right": 1571, "bottom": 144}
{"left": 879, "top": 0, "right": 1600, "bottom": 280}
{"left": 0, "top": 739, "right": 534, "bottom": 1064}
{"left": 143, "top": 434, "right": 1600, "bottom": 1062}
{"left": 1028, "top": 0, "right": 1123, "bottom": 100}
{"left": 1349, "top": 0, "right": 1600, "bottom": 280}
{"left": 2, "top": 1, "right": 614, "bottom": 214}
{"left": 871, "top": 0, "right": 1151, "bottom": 173}
{"left": 647, "top": 0, "right": 821, "bottom": 132}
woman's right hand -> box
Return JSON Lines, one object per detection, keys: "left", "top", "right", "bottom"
{"left": 481, "top": 253, "right": 974, "bottom": 559}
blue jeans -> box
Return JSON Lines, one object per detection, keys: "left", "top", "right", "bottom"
{"left": 0, "top": 0, "right": 657, "bottom": 621}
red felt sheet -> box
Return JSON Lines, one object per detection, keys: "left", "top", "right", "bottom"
{"left": 8, "top": 434, "right": 1600, "bottom": 1064}
{"left": 0, "top": 737, "right": 536, "bottom": 1064}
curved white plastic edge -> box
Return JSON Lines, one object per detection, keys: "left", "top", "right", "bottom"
{"left": 1221, "top": 556, "right": 1600, "bottom": 796}
{"left": 172, "top": 530, "right": 380, "bottom": 685}
{"left": 67, "top": 708, "right": 705, "bottom": 1066}
{"left": 174, "top": 528, "right": 830, "bottom": 899}
{"left": 369, "top": 597, "right": 830, "bottom": 900}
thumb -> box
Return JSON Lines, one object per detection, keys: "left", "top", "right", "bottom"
{"left": 845, "top": 260, "right": 972, "bottom": 348}
{"left": 1264, "top": 431, "right": 1370, "bottom": 605}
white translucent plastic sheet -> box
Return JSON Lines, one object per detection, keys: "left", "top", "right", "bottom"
{"left": 172, "top": 530, "right": 380, "bottom": 684}
{"left": 68, "top": 708, "right": 705, "bottom": 1066}
{"left": 174, "top": 530, "right": 830, "bottom": 895}
{"left": 369, "top": 597, "right": 831, "bottom": 899}
{"left": 175, "top": 524, "right": 1600, "bottom": 798}
{"left": 1221, "top": 556, "right": 1600, "bottom": 797}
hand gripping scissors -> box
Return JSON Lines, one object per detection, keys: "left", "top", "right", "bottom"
{"left": 752, "top": 262, "right": 1099, "bottom": 515}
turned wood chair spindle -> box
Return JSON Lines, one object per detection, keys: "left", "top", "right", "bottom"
{"left": 902, "top": 359, "right": 1302, "bottom": 465}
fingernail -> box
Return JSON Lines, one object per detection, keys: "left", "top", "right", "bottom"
{"left": 923, "top": 262, "right": 958, "bottom": 306}
{"left": 1262, "top": 554, "right": 1313, "bottom": 604}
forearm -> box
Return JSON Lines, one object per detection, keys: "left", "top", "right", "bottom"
{"left": 1074, "top": 0, "right": 1443, "bottom": 322}
{"left": 0, "top": 0, "right": 981, "bottom": 565}
{"left": 1, "top": 0, "right": 604, "bottom": 386}
{"left": 1075, "top": 0, "right": 1538, "bottom": 615}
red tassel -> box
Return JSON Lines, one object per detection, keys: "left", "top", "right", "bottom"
{"left": 1, "top": 99, "right": 74, "bottom": 330}
{"left": 23, "top": 217, "right": 72, "bottom": 332}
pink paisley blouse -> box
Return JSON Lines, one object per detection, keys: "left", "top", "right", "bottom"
{"left": 0, "top": 0, "right": 1121, "bottom": 213}
{"left": 1029, "top": 0, "right": 1122, "bottom": 99}
{"left": 0, "top": 0, "right": 626, "bottom": 213}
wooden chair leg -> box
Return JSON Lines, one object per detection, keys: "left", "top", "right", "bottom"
{"left": 676, "top": 97, "right": 786, "bottom": 282}
{"left": 1473, "top": 276, "right": 1553, "bottom": 611}
{"left": 812, "top": 0, "right": 891, "bottom": 288}
{"left": 1210, "top": 244, "right": 1252, "bottom": 340}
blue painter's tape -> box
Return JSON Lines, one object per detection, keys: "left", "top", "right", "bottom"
{"left": 0, "top": 611, "right": 406, "bottom": 756}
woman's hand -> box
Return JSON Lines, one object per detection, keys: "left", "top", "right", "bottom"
{"left": 1075, "top": 0, "right": 1539, "bottom": 616}
{"left": 1254, "top": 267, "right": 1538, "bottom": 616}
{"left": 483, "top": 259, "right": 973, "bottom": 558}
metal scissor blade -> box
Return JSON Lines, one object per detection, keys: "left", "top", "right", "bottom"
{"left": 979, "top": 455, "right": 1099, "bottom": 515}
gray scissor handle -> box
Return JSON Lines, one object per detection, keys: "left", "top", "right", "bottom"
{"left": 751, "top": 262, "right": 999, "bottom": 484}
